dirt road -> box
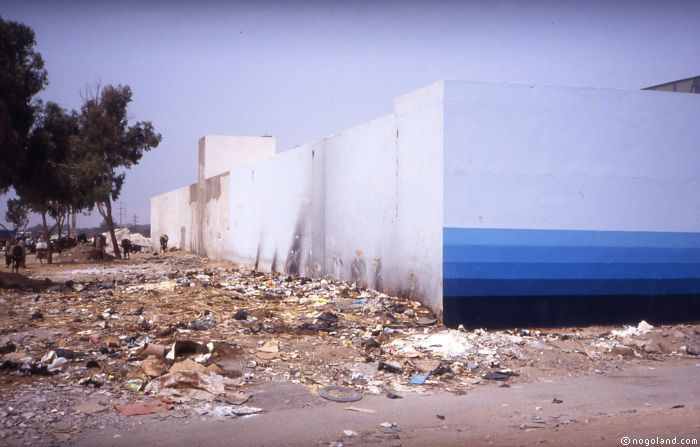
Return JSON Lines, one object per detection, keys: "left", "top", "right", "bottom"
{"left": 73, "top": 362, "right": 699, "bottom": 447}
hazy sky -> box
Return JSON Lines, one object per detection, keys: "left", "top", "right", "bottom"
{"left": 1, "top": 0, "right": 698, "bottom": 229}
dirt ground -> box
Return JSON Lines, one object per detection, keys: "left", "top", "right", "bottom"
{"left": 1, "top": 247, "right": 699, "bottom": 446}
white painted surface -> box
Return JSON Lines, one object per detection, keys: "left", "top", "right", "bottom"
{"left": 394, "top": 82, "right": 444, "bottom": 310}
{"left": 201, "top": 173, "right": 230, "bottom": 260}
{"left": 228, "top": 146, "right": 315, "bottom": 274}
{"left": 323, "top": 114, "right": 398, "bottom": 290}
{"left": 150, "top": 183, "right": 196, "bottom": 251}
{"left": 443, "top": 81, "right": 700, "bottom": 232}
{"left": 200, "top": 135, "right": 276, "bottom": 180}
{"left": 152, "top": 80, "right": 700, "bottom": 316}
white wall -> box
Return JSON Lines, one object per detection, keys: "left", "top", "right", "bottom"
{"left": 224, "top": 84, "right": 446, "bottom": 312}
{"left": 201, "top": 172, "right": 230, "bottom": 260}
{"left": 323, "top": 114, "right": 398, "bottom": 290}
{"left": 443, "top": 81, "right": 700, "bottom": 232}
{"left": 394, "top": 83, "right": 444, "bottom": 311}
{"left": 228, "top": 146, "right": 316, "bottom": 275}
{"left": 200, "top": 135, "right": 276, "bottom": 180}
{"left": 150, "top": 183, "right": 196, "bottom": 251}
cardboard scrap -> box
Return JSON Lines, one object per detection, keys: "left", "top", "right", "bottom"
{"left": 73, "top": 401, "right": 109, "bottom": 415}
{"left": 345, "top": 406, "right": 377, "bottom": 414}
{"left": 114, "top": 398, "right": 172, "bottom": 416}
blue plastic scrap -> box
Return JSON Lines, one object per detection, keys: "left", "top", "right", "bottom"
{"left": 410, "top": 374, "right": 429, "bottom": 385}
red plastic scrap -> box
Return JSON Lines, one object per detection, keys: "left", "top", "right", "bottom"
{"left": 114, "top": 397, "right": 173, "bottom": 416}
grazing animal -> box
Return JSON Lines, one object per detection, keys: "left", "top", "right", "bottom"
{"left": 120, "top": 238, "right": 132, "bottom": 259}
{"left": 159, "top": 234, "right": 168, "bottom": 252}
{"left": 10, "top": 244, "right": 25, "bottom": 274}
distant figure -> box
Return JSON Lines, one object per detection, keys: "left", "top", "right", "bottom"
{"left": 10, "top": 243, "right": 25, "bottom": 273}
{"left": 36, "top": 239, "right": 48, "bottom": 264}
{"left": 95, "top": 233, "right": 105, "bottom": 261}
{"left": 120, "top": 238, "right": 132, "bottom": 259}
{"left": 5, "top": 239, "right": 14, "bottom": 268}
{"left": 159, "top": 234, "right": 169, "bottom": 252}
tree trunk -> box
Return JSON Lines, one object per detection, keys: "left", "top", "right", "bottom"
{"left": 97, "top": 200, "right": 121, "bottom": 259}
{"left": 41, "top": 211, "right": 53, "bottom": 264}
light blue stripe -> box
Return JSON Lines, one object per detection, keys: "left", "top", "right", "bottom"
{"left": 443, "top": 262, "right": 700, "bottom": 280}
{"left": 443, "top": 245, "right": 700, "bottom": 263}
{"left": 444, "top": 227, "right": 700, "bottom": 248}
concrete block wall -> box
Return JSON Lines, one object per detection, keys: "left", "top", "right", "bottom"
{"left": 152, "top": 136, "right": 276, "bottom": 260}
{"left": 150, "top": 183, "right": 196, "bottom": 251}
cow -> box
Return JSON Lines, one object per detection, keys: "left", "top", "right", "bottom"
{"left": 159, "top": 234, "right": 169, "bottom": 252}
{"left": 120, "top": 238, "right": 132, "bottom": 259}
{"left": 10, "top": 244, "right": 25, "bottom": 274}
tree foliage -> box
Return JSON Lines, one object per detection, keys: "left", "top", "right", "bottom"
{"left": 77, "top": 84, "right": 161, "bottom": 258}
{"left": 14, "top": 101, "right": 81, "bottom": 262}
{"left": 4, "top": 198, "right": 29, "bottom": 233}
{"left": 0, "top": 16, "right": 48, "bottom": 191}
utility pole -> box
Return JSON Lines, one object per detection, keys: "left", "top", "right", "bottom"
{"left": 132, "top": 214, "right": 138, "bottom": 227}
{"left": 118, "top": 202, "right": 126, "bottom": 227}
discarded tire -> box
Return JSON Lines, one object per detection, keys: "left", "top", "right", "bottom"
{"left": 318, "top": 385, "right": 363, "bottom": 403}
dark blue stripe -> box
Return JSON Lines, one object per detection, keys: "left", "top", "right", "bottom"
{"left": 444, "top": 227, "right": 700, "bottom": 248}
{"left": 443, "top": 278, "right": 700, "bottom": 297}
{"left": 444, "top": 262, "right": 700, "bottom": 280}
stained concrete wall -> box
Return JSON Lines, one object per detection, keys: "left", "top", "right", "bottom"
{"left": 151, "top": 80, "right": 700, "bottom": 318}
{"left": 224, "top": 83, "right": 445, "bottom": 312}
{"left": 322, "top": 115, "right": 398, "bottom": 291}
{"left": 393, "top": 83, "right": 444, "bottom": 310}
{"left": 228, "top": 145, "right": 316, "bottom": 275}
{"left": 150, "top": 183, "right": 196, "bottom": 251}
{"left": 200, "top": 172, "right": 230, "bottom": 260}
{"left": 152, "top": 136, "right": 275, "bottom": 259}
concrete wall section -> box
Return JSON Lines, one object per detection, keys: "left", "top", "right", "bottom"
{"left": 200, "top": 172, "right": 231, "bottom": 260}
{"left": 394, "top": 82, "right": 445, "bottom": 312}
{"left": 442, "top": 81, "right": 700, "bottom": 232}
{"left": 150, "top": 183, "right": 197, "bottom": 252}
{"left": 322, "top": 114, "right": 398, "bottom": 291}
{"left": 228, "top": 146, "right": 316, "bottom": 276}
{"left": 200, "top": 135, "right": 276, "bottom": 180}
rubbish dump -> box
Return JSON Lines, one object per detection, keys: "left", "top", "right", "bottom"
{"left": 1, "top": 250, "right": 699, "bottom": 446}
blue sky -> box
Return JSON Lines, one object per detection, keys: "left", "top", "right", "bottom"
{"left": 1, "top": 0, "right": 698, "bottom": 229}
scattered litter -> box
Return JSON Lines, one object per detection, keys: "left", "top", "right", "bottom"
{"left": 319, "top": 386, "right": 363, "bottom": 403}
{"left": 124, "top": 379, "right": 144, "bottom": 392}
{"left": 345, "top": 407, "right": 377, "bottom": 414}
{"left": 114, "top": 398, "right": 172, "bottom": 416}
{"left": 386, "top": 390, "right": 402, "bottom": 399}
{"left": 612, "top": 321, "right": 654, "bottom": 338}
{"left": 410, "top": 374, "right": 429, "bottom": 385}
{"left": 73, "top": 401, "right": 109, "bottom": 415}
{"left": 215, "top": 405, "right": 264, "bottom": 417}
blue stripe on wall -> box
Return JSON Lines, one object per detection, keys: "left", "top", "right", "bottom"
{"left": 444, "top": 262, "right": 700, "bottom": 280}
{"left": 444, "top": 278, "right": 700, "bottom": 296}
{"left": 444, "top": 227, "right": 700, "bottom": 248}
{"left": 443, "top": 246, "right": 700, "bottom": 263}
{"left": 443, "top": 228, "right": 700, "bottom": 297}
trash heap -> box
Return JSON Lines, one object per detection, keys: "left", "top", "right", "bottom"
{"left": 1, "top": 251, "right": 699, "bottom": 444}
